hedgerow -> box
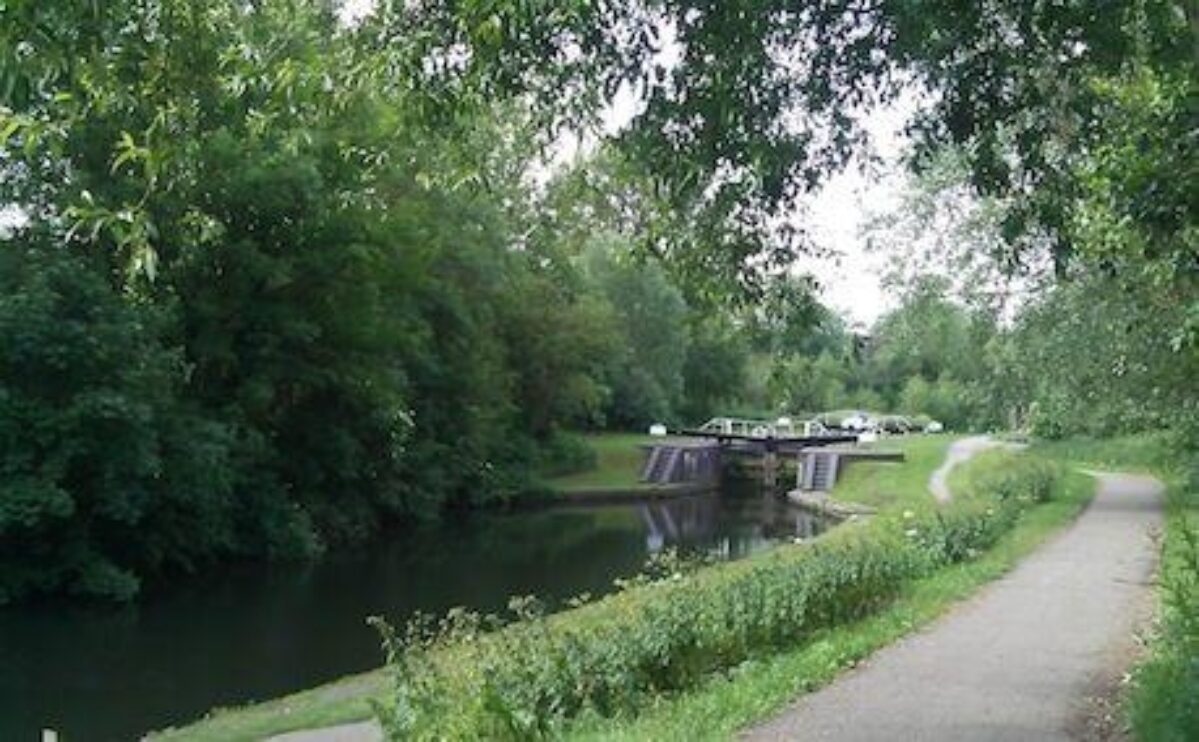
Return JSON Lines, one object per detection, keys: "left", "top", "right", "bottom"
{"left": 372, "top": 452, "right": 1063, "bottom": 740}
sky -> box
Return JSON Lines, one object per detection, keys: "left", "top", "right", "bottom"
{"left": 804, "top": 96, "right": 917, "bottom": 328}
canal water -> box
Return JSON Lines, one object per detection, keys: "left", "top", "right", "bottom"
{"left": 1, "top": 485, "right": 832, "bottom": 740}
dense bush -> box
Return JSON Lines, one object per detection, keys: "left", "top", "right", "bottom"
{"left": 373, "top": 454, "right": 1062, "bottom": 739}
{"left": 0, "top": 241, "right": 236, "bottom": 602}
{"left": 533, "top": 432, "right": 598, "bottom": 479}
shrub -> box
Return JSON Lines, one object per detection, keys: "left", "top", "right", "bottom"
{"left": 535, "top": 432, "right": 598, "bottom": 478}
{"left": 1129, "top": 485, "right": 1199, "bottom": 741}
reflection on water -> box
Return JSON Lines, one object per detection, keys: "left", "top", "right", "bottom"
{"left": 0, "top": 485, "right": 832, "bottom": 740}
{"left": 638, "top": 490, "right": 827, "bottom": 557}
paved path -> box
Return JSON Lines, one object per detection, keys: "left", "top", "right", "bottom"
{"left": 269, "top": 720, "right": 382, "bottom": 742}
{"left": 744, "top": 472, "right": 1163, "bottom": 741}
{"left": 928, "top": 435, "right": 1022, "bottom": 503}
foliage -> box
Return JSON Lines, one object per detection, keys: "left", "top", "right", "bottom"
{"left": 372, "top": 453, "right": 1062, "bottom": 739}
{"left": 1130, "top": 500, "right": 1199, "bottom": 742}
{"left": 0, "top": 1, "right": 652, "bottom": 600}
{"left": 0, "top": 0, "right": 1190, "bottom": 624}
{"left": 770, "top": 353, "right": 847, "bottom": 415}
{"left": 1010, "top": 270, "right": 1198, "bottom": 440}
{"left": 582, "top": 238, "right": 690, "bottom": 429}
{"left": 534, "top": 432, "right": 599, "bottom": 480}
{"left": 0, "top": 239, "right": 234, "bottom": 602}
{"left": 679, "top": 317, "right": 749, "bottom": 424}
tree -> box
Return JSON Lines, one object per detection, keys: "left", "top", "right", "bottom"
{"left": 680, "top": 317, "right": 749, "bottom": 424}
{"left": 0, "top": 238, "right": 234, "bottom": 602}
{"left": 583, "top": 237, "right": 690, "bottom": 428}
{"left": 1008, "top": 270, "right": 1198, "bottom": 440}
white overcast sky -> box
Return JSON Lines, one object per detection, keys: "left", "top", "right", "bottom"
{"left": 804, "top": 96, "right": 916, "bottom": 328}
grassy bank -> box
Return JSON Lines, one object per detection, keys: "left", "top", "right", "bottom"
{"left": 828, "top": 434, "right": 952, "bottom": 510}
{"left": 540, "top": 433, "right": 656, "bottom": 493}
{"left": 1033, "top": 432, "right": 1198, "bottom": 741}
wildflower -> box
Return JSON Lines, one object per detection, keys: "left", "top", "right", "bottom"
{"left": 902, "top": 510, "right": 914, "bottom": 519}
{"left": 904, "top": 528, "right": 919, "bottom": 538}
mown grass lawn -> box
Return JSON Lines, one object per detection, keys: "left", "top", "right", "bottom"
{"left": 828, "top": 434, "right": 954, "bottom": 510}
{"left": 540, "top": 432, "right": 658, "bottom": 493}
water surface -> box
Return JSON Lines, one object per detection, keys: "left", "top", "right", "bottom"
{"left": 0, "top": 486, "right": 831, "bottom": 740}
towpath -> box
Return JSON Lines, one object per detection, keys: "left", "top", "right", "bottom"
{"left": 744, "top": 471, "right": 1163, "bottom": 741}
{"left": 928, "top": 435, "right": 1023, "bottom": 503}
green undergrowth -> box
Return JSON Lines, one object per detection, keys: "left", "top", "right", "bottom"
{"left": 368, "top": 449, "right": 1072, "bottom": 740}
{"left": 1034, "top": 432, "right": 1198, "bottom": 742}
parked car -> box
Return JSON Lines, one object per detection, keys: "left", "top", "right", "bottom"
{"left": 840, "top": 411, "right": 876, "bottom": 431}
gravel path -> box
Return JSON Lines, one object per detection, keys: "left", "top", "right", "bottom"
{"left": 928, "top": 435, "right": 1022, "bottom": 503}
{"left": 268, "top": 720, "right": 382, "bottom": 741}
{"left": 743, "top": 472, "right": 1164, "bottom": 741}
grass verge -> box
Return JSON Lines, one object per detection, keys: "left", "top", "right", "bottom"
{"left": 828, "top": 434, "right": 952, "bottom": 510}
{"left": 540, "top": 433, "right": 656, "bottom": 493}
{"left": 147, "top": 671, "right": 385, "bottom": 741}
